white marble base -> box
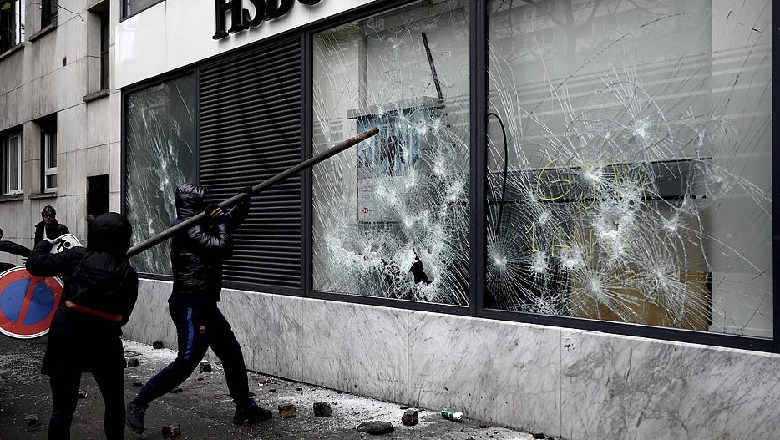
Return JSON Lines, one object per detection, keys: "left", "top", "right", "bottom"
{"left": 124, "top": 280, "right": 780, "bottom": 439}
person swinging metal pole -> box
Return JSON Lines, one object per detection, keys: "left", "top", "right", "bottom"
{"left": 126, "top": 127, "right": 379, "bottom": 258}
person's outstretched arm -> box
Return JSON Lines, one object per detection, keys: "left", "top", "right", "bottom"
{"left": 0, "top": 240, "right": 31, "bottom": 257}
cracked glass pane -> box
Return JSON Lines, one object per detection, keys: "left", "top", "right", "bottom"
{"left": 312, "top": 1, "right": 470, "bottom": 305}
{"left": 125, "top": 73, "right": 197, "bottom": 275}
{"left": 486, "top": 0, "right": 772, "bottom": 337}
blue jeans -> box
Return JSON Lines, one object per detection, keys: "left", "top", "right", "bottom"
{"left": 134, "top": 303, "right": 250, "bottom": 406}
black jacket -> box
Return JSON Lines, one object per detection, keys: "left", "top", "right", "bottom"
{"left": 34, "top": 220, "right": 69, "bottom": 245}
{"left": 26, "top": 213, "right": 138, "bottom": 375}
{"left": 0, "top": 240, "right": 30, "bottom": 257}
{"left": 169, "top": 184, "right": 249, "bottom": 306}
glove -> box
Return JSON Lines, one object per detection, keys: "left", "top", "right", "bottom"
{"left": 226, "top": 186, "right": 252, "bottom": 227}
{"left": 239, "top": 186, "right": 252, "bottom": 205}
{"left": 205, "top": 203, "right": 231, "bottom": 226}
{"left": 204, "top": 204, "right": 223, "bottom": 218}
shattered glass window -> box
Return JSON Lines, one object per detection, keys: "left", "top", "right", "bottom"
{"left": 125, "top": 73, "right": 197, "bottom": 275}
{"left": 312, "top": 1, "right": 470, "bottom": 305}
{"left": 486, "top": 0, "right": 772, "bottom": 337}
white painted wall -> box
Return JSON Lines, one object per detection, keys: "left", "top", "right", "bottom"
{"left": 115, "top": 0, "right": 381, "bottom": 89}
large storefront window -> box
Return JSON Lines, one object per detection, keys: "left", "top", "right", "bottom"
{"left": 312, "top": 1, "right": 471, "bottom": 305}
{"left": 125, "top": 73, "right": 196, "bottom": 275}
{"left": 486, "top": 0, "right": 772, "bottom": 337}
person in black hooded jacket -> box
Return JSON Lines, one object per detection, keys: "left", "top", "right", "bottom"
{"left": 126, "top": 183, "right": 270, "bottom": 434}
{"left": 26, "top": 212, "right": 139, "bottom": 440}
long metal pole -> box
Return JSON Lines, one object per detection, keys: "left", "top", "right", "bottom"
{"left": 127, "top": 127, "right": 379, "bottom": 258}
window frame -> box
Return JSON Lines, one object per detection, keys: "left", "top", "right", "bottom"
{"left": 42, "top": 125, "right": 57, "bottom": 193}
{"left": 0, "top": 0, "right": 25, "bottom": 53}
{"left": 40, "top": 0, "right": 57, "bottom": 29}
{"left": 99, "top": 6, "right": 109, "bottom": 90}
{"left": 87, "top": 0, "right": 110, "bottom": 96}
{"left": 2, "top": 131, "right": 23, "bottom": 195}
{"left": 120, "top": 0, "right": 163, "bottom": 21}
{"left": 119, "top": 0, "right": 779, "bottom": 354}
{"left": 297, "top": 0, "right": 779, "bottom": 353}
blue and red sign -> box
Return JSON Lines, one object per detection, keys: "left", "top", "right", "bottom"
{"left": 0, "top": 267, "right": 63, "bottom": 339}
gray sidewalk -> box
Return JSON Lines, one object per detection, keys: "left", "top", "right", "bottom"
{"left": 0, "top": 335, "right": 552, "bottom": 439}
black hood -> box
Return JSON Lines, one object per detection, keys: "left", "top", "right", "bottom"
{"left": 87, "top": 212, "right": 132, "bottom": 254}
{"left": 175, "top": 184, "right": 206, "bottom": 219}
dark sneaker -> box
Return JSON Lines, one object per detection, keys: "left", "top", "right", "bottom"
{"left": 125, "top": 400, "right": 147, "bottom": 433}
{"left": 233, "top": 397, "right": 273, "bottom": 425}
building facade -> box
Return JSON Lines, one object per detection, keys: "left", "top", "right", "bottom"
{"left": 0, "top": 0, "right": 113, "bottom": 255}
{"left": 2, "top": 0, "right": 778, "bottom": 438}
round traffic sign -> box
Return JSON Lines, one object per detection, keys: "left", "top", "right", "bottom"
{"left": 0, "top": 267, "right": 63, "bottom": 338}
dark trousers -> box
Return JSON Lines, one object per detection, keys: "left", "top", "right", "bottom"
{"left": 48, "top": 368, "right": 125, "bottom": 440}
{"left": 134, "top": 303, "right": 250, "bottom": 406}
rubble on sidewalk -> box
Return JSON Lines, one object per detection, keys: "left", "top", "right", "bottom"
{"left": 24, "top": 414, "right": 40, "bottom": 428}
{"left": 278, "top": 403, "right": 296, "bottom": 418}
{"left": 161, "top": 423, "right": 181, "bottom": 437}
{"left": 313, "top": 401, "right": 332, "bottom": 417}
{"left": 0, "top": 337, "right": 559, "bottom": 440}
{"left": 401, "top": 408, "right": 418, "bottom": 426}
{"left": 357, "top": 421, "right": 394, "bottom": 435}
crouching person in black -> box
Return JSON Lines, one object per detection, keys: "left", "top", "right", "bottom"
{"left": 26, "top": 213, "right": 139, "bottom": 440}
{"left": 126, "top": 183, "right": 269, "bottom": 434}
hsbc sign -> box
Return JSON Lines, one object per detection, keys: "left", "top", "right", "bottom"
{"left": 214, "top": 0, "right": 323, "bottom": 39}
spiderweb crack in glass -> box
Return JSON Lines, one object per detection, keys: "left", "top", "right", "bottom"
{"left": 485, "top": 0, "right": 771, "bottom": 336}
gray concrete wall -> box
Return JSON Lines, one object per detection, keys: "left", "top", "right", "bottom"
{"left": 0, "top": 0, "right": 121, "bottom": 254}
{"left": 126, "top": 279, "right": 780, "bottom": 440}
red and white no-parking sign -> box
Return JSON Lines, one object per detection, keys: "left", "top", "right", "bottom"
{"left": 0, "top": 267, "right": 63, "bottom": 339}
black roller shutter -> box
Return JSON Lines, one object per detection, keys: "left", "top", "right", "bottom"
{"left": 199, "top": 37, "right": 302, "bottom": 292}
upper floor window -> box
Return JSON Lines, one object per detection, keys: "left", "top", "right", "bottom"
{"left": 87, "top": 1, "right": 109, "bottom": 94}
{"left": 123, "top": 0, "right": 160, "bottom": 20}
{"left": 0, "top": 0, "right": 25, "bottom": 53}
{"left": 99, "top": 6, "right": 109, "bottom": 90}
{"left": 1, "top": 131, "right": 23, "bottom": 195}
{"left": 41, "top": 0, "right": 57, "bottom": 28}
{"left": 39, "top": 116, "right": 57, "bottom": 193}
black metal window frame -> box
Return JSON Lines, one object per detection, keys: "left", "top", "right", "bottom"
{"left": 297, "top": 0, "right": 780, "bottom": 353}
{"left": 121, "top": 0, "right": 778, "bottom": 353}
{"left": 121, "top": 67, "right": 201, "bottom": 282}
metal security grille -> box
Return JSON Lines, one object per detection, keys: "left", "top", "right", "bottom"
{"left": 199, "top": 37, "right": 302, "bottom": 291}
